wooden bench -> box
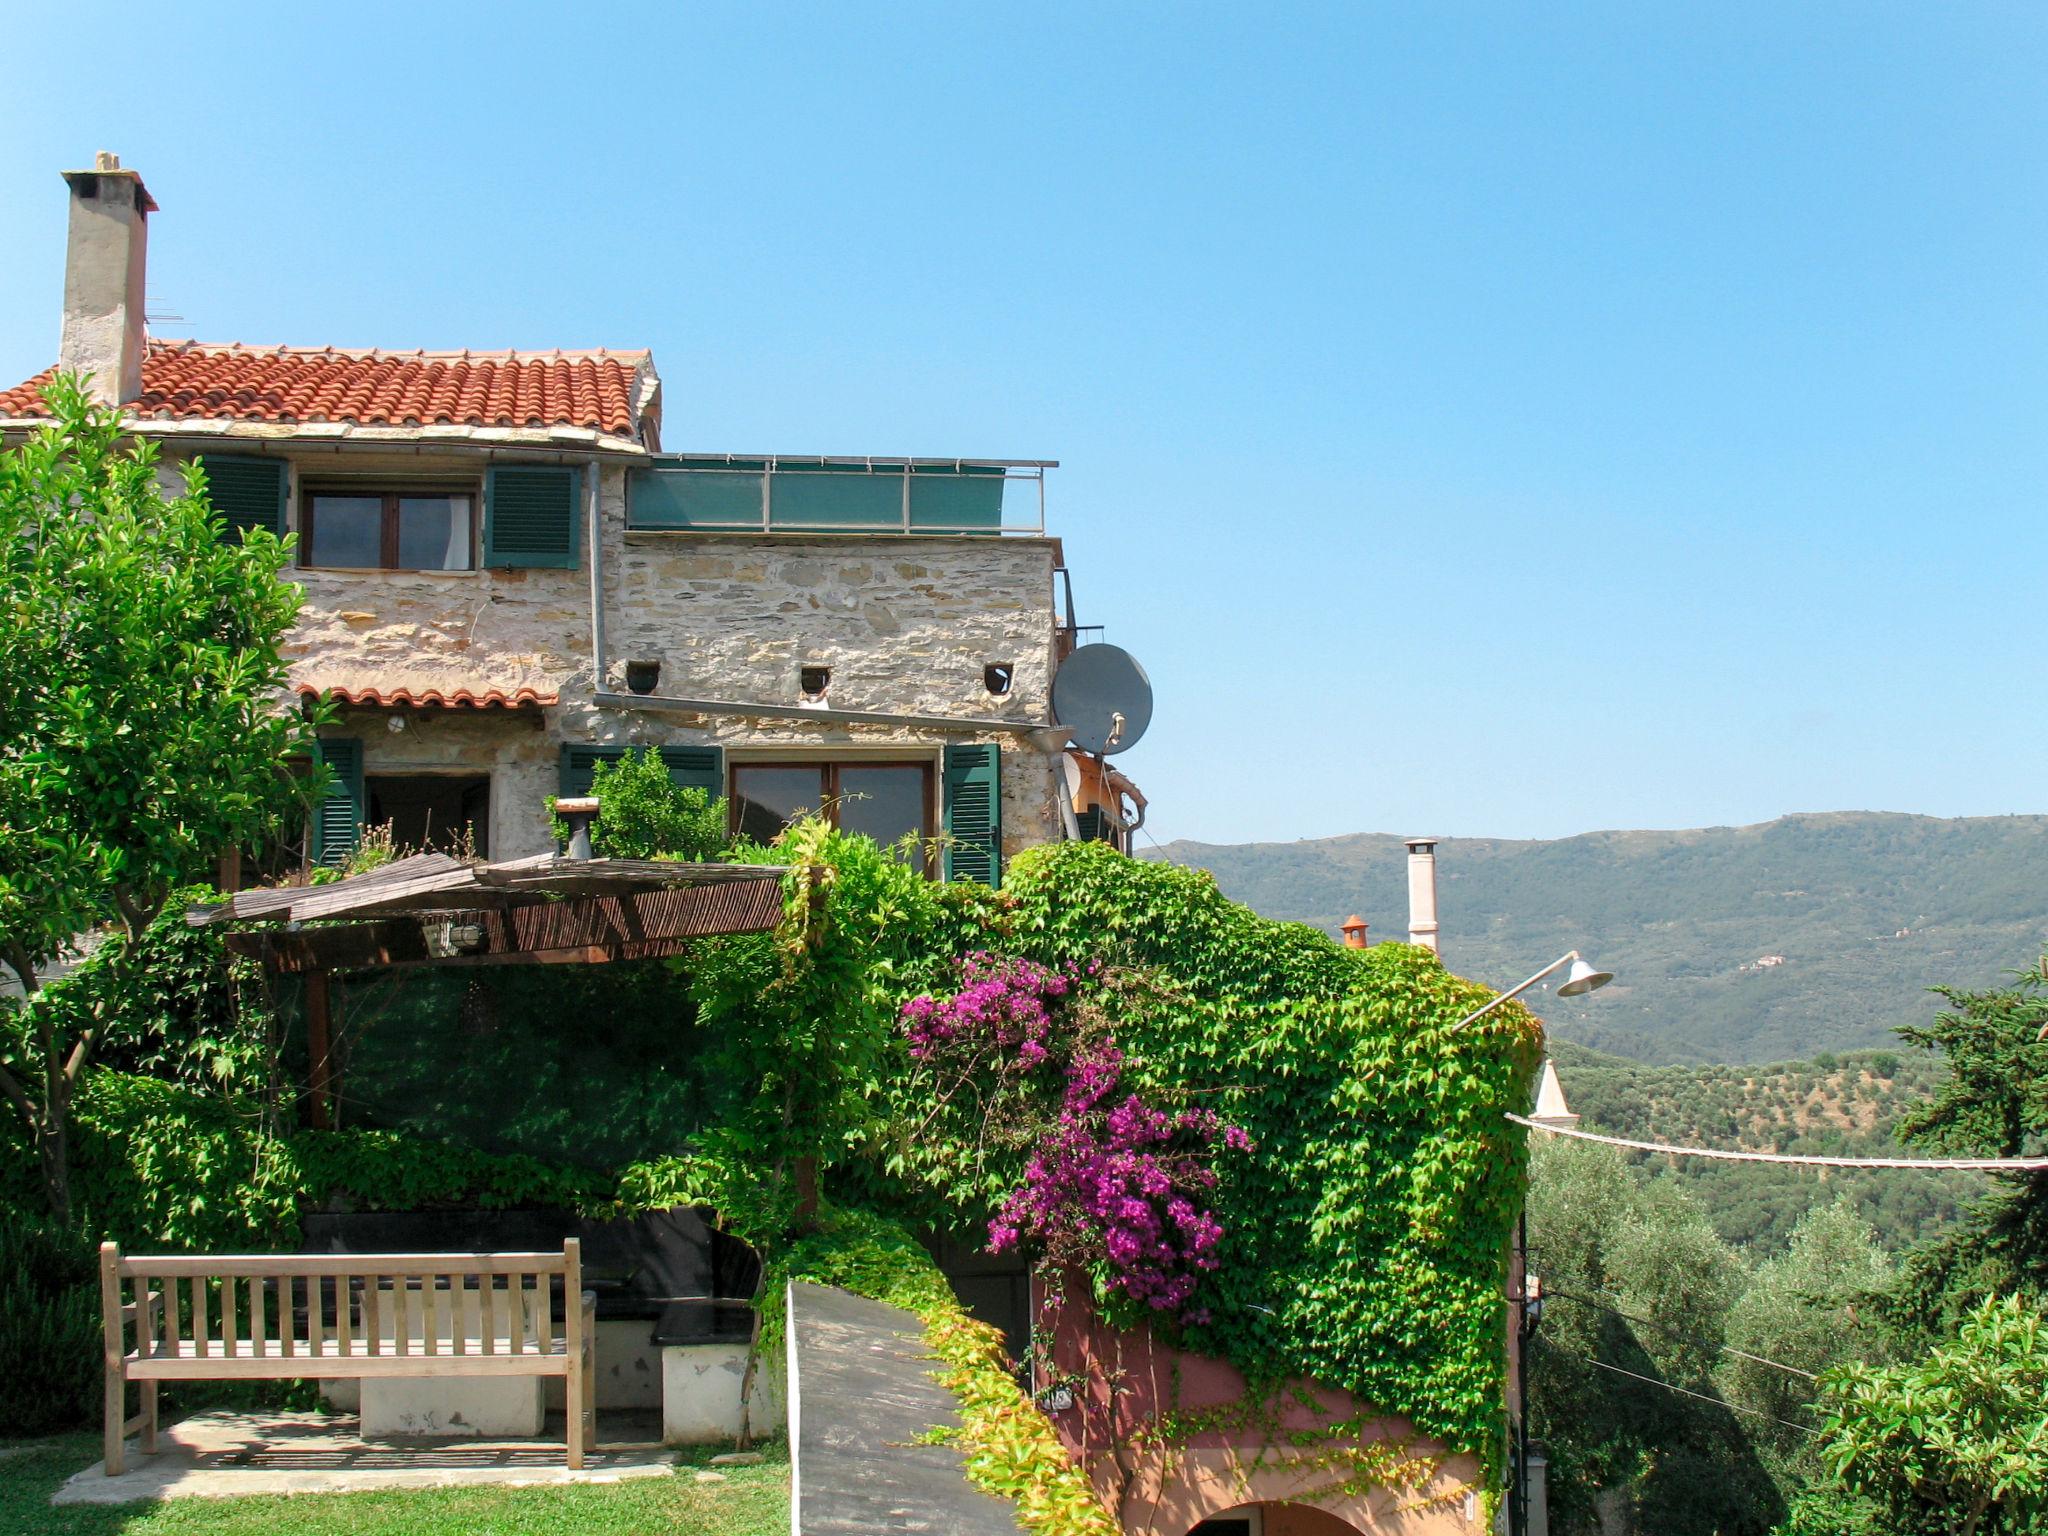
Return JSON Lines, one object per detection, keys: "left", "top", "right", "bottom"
{"left": 98, "top": 1239, "right": 595, "bottom": 1475}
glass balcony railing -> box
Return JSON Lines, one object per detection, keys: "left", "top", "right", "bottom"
{"left": 626, "top": 455, "right": 1051, "bottom": 535}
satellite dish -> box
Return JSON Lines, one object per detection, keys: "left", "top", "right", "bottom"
{"left": 1052, "top": 643, "right": 1153, "bottom": 756}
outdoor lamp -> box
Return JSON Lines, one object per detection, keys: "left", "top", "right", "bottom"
{"left": 1555, "top": 956, "right": 1614, "bottom": 997}
{"left": 1453, "top": 949, "right": 1612, "bottom": 1029}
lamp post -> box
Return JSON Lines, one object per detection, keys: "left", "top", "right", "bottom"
{"left": 1455, "top": 950, "right": 1611, "bottom": 1031}
{"left": 1466, "top": 950, "right": 1613, "bottom": 1536}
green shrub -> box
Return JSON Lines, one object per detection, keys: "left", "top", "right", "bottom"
{"left": 0, "top": 1208, "right": 99, "bottom": 1434}
{"left": 550, "top": 746, "right": 728, "bottom": 860}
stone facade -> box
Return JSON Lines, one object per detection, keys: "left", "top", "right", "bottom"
{"left": 159, "top": 444, "right": 1068, "bottom": 864}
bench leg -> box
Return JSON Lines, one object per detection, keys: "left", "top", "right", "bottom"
{"left": 566, "top": 1358, "right": 586, "bottom": 1470}
{"left": 141, "top": 1379, "right": 159, "bottom": 1454}
{"left": 581, "top": 1327, "right": 596, "bottom": 1451}
{"left": 103, "top": 1369, "right": 125, "bottom": 1476}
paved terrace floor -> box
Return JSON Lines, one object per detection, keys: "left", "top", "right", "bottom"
{"left": 54, "top": 1409, "right": 677, "bottom": 1504}
{"left": 790, "top": 1281, "right": 1026, "bottom": 1535}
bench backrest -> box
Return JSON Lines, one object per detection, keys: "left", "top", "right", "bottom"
{"left": 100, "top": 1240, "right": 583, "bottom": 1366}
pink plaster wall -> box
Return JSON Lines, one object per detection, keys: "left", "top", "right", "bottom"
{"left": 1033, "top": 1278, "right": 1486, "bottom": 1536}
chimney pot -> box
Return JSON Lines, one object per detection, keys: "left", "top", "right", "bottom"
{"left": 59, "top": 154, "right": 155, "bottom": 407}
{"left": 1341, "top": 915, "right": 1370, "bottom": 949}
{"left": 555, "top": 796, "right": 600, "bottom": 861}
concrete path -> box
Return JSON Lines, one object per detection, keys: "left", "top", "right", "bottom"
{"left": 789, "top": 1281, "right": 1026, "bottom": 1534}
{"left": 54, "top": 1409, "right": 677, "bottom": 1504}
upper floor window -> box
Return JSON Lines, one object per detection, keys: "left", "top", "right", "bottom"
{"left": 302, "top": 488, "right": 476, "bottom": 571}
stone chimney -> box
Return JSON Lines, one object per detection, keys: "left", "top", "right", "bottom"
{"left": 59, "top": 152, "right": 155, "bottom": 406}
{"left": 1404, "top": 837, "right": 1440, "bottom": 954}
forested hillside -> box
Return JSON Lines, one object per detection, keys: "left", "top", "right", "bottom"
{"left": 1548, "top": 1040, "right": 1981, "bottom": 1251}
{"left": 1151, "top": 811, "right": 2048, "bottom": 1063}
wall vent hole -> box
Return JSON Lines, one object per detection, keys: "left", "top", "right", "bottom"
{"left": 800, "top": 665, "right": 831, "bottom": 699}
{"left": 984, "top": 663, "right": 1014, "bottom": 696}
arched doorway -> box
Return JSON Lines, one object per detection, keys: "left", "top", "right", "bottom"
{"left": 1188, "top": 1503, "right": 1367, "bottom": 1536}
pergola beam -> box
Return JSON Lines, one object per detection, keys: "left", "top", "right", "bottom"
{"left": 223, "top": 879, "right": 785, "bottom": 975}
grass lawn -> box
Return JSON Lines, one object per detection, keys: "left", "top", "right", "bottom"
{"left": 0, "top": 1435, "right": 789, "bottom": 1536}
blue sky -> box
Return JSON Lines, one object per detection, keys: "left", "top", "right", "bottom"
{"left": 4, "top": 3, "right": 2045, "bottom": 846}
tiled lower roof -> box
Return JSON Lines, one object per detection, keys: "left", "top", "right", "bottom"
{"left": 0, "top": 341, "right": 651, "bottom": 437}
{"left": 299, "top": 682, "right": 558, "bottom": 712}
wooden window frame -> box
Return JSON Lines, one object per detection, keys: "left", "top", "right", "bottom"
{"left": 300, "top": 486, "right": 480, "bottom": 571}
{"left": 728, "top": 759, "right": 936, "bottom": 849}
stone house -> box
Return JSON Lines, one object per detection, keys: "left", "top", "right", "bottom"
{"left": 1, "top": 155, "right": 1136, "bottom": 877}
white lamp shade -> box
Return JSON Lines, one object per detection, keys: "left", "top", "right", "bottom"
{"left": 1555, "top": 957, "right": 1613, "bottom": 997}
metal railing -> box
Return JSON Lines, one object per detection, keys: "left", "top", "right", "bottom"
{"left": 626, "top": 454, "right": 1052, "bottom": 536}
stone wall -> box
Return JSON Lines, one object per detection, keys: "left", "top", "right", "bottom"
{"left": 185, "top": 448, "right": 1065, "bottom": 861}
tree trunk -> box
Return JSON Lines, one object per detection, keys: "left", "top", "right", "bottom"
{"left": 36, "top": 1104, "right": 71, "bottom": 1224}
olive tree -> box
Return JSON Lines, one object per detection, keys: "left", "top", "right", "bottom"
{"left": 0, "top": 376, "right": 317, "bottom": 1219}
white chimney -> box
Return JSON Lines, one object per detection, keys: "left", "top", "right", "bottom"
{"left": 1404, "top": 837, "right": 1440, "bottom": 953}
{"left": 59, "top": 152, "right": 155, "bottom": 406}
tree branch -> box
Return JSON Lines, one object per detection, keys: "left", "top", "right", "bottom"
{"left": 62, "top": 1024, "right": 100, "bottom": 1089}
{"left": 3, "top": 940, "right": 40, "bottom": 998}
{"left": 111, "top": 884, "right": 148, "bottom": 944}
{"left": 0, "top": 1059, "right": 37, "bottom": 1133}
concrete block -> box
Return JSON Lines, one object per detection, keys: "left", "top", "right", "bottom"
{"left": 661, "top": 1342, "right": 780, "bottom": 1444}
{"left": 597, "top": 1318, "right": 663, "bottom": 1409}
{"left": 361, "top": 1374, "right": 545, "bottom": 1438}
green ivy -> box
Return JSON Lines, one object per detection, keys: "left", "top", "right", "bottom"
{"left": 885, "top": 842, "right": 1542, "bottom": 1485}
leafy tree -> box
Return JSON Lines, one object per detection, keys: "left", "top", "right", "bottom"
{"left": 1719, "top": 1200, "right": 1896, "bottom": 1483}
{"left": 1527, "top": 1134, "right": 1784, "bottom": 1535}
{"left": 1889, "top": 979, "right": 2048, "bottom": 1339}
{"left": 1897, "top": 981, "right": 2048, "bottom": 1164}
{"left": 1810, "top": 1294, "right": 2048, "bottom": 1536}
{"left": 549, "top": 745, "right": 728, "bottom": 860}
{"left": 0, "top": 377, "right": 316, "bottom": 1218}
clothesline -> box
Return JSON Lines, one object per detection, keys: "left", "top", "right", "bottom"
{"left": 1507, "top": 1113, "right": 2048, "bottom": 1171}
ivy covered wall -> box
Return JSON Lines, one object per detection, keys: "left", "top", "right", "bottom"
{"left": 6, "top": 831, "right": 1540, "bottom": 1516}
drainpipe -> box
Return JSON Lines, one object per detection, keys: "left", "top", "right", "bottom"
{"left": 586, "top": 458, "right": 607, "bottom": 693}
{"left": 1405, "top": 837, "right": 1440, "bottom": 954}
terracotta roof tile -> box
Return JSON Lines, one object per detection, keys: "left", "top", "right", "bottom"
{"left": 0, "top": 341, "right": 649, "bottom": 437}
{"left": 298, "top": 682, "right": 557, "bottom": 712}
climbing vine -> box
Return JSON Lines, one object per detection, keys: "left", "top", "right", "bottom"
{"left": 904, "top": 954, "right": 1251, "bottom": 1322}
{"left": 886, "top": 841, "right": 1543, "bottom": 1489}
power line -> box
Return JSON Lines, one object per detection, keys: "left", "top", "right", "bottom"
{"left": 1511, "top": 1112, "right": 2048, "bottom": 1171}
{"left": 1542, "top": 1286, "right": 1819, "bottom": 1380}
{"left": 1557, "top": 1352, "right": 1818, "bottom": 1436}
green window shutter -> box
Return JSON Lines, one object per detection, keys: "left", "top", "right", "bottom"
{"left": 559, "top": 744, "right": 620, "bottom": 799}
{"left": 558, "top": 744, "right": 725, "bottom": 800}
{"left": 655, "top": 745, "right": 725, "bottom": 801}
{"left": 199, "top": 455, "right": 287, "bottom": 540}
{"left": 943, "top": 743, "right": 1003, "bottom": 886}
{"left": 485, "top": 465, "right": 581, "bottom": 568}
{"left": 311, "top": 738, "right": 364, "bottom": 868}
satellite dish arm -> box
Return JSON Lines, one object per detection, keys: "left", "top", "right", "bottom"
{"left": 1105, "top": 766, "right": 1147, "bottom": 835}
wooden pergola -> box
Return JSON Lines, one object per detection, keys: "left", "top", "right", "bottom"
{"left": 187, "top": 851, "right": 789, "bottom": 1130}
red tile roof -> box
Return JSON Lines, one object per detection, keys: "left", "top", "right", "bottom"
{"left": 0, "top": 341, "right": 649, "bottom": 436}
{"left": 300, "top": 683, "right": 558, "bottom": 712}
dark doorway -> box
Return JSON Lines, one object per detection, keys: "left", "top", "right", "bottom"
{"left": 365, "top": 774, "right": 490, "bottom": 857}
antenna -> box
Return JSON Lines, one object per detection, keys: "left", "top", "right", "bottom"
{"left": 1051, "top": 643, "right": 1153, "bottom": 756}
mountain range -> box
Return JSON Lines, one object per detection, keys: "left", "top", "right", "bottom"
{"left": 1149, "top": 811, "right": 2048, "bottom": 1064}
